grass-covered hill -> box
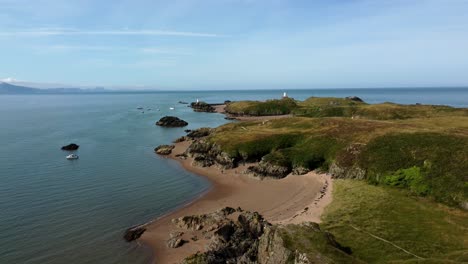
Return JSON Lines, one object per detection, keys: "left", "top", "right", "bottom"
{"left": 212, "top": 97, "right": 468, "bottom": 208}
{"left": 186, "top": 96, "right": 468, "bottom": 263}
{"left": 225, "top": 96, "right": 468, "bottom": 120}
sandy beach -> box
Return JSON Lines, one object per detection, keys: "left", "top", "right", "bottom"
{"left": 140, "top": 139, "right": 333, "bottom": 264}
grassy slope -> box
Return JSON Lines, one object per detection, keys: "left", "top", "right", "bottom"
{"left": 322, "top": 180, "right": 468, "bottom": 263}
{"left": 201, "top": 97, "right": 468, "bottom": 262}
{"left": 207, "top": 116, "right": 468, "bottom": 206}
{"left": 225, "top": 97, "right": 468, "bottom": 120}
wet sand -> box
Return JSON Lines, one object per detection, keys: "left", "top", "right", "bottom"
{"left": 140, "top": 141, "right": 333, "bottom": 264}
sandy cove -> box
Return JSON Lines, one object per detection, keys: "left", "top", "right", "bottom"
{"left": 140, "top": 139, "right": 333, "bottom": 264}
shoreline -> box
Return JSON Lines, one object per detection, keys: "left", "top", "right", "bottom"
{"left": 139, "top": 138, "right": 334, "bottom": 263}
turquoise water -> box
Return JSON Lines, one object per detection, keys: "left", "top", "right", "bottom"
{"left": 0, "top": 88, "right": 467, "bottom": 264}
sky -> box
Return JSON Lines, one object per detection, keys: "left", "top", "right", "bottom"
{"left": 0, "top": 0, "right": 468, "bottom": 90}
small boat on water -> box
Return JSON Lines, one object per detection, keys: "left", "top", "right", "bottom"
{"left": 66, "top": 154, "right": 79, "bottom": 160}
{"left": 169, "top": 107, "right": 175, "bottom": 110}
{"left": 137, "top": 107, "right": 144, "bottom": 110}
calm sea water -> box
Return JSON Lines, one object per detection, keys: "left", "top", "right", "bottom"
{"left": 0, "top": 88, "right": 467, "bottom": 264}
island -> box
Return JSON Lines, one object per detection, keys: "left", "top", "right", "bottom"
{"left": 134, "top": 96, "right": 468, "bottom": 263}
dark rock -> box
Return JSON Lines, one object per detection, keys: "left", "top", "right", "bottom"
{"left": 246, "top": 160, "right": 291, "bottom": 179}
{"left": 186, "top": 140, "right": 237, "bottom": 169}
{"left": 186, "top": 128, "right": 212, "bottom": 139}
{"left": 61, "top": 143, "right": 79, "bottom": 151}
{"left": 181, "top": 208, "right": 271, "bottom": 264}
{"left": 175, "top": 153, "right": 188, "bottom": 159}
{"left": 345, "top": 96, "right": 364, "bottom": 103}
{"left": 156, "top": 116, "right": 188, "bottom": 127}
{"left": 182, "top": 209, "right": 358, "bottom": 264}
{"left": 179, "top": 101, "right": 189, "bottom": 104}
{"left": 224, "top": 100, "right": 232, "bottom": 104}
{"left": 123, "top": 226, "right": 146, "bottom": 242}
{"left": 190, "top": 101, "right": 216, "bottom": 113}
{"left": 184, "top": 129, "right": 192, "bottom": 133}
{"left": 224, "top": 116, "right": 236, "bottom": 120}
{"left": 154, "top": 144, "right": 175, "bottom": 155}
{"left": 214, "top": 223, "right": 235, "bottom": 242}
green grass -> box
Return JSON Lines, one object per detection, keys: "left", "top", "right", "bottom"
{"left": 279, "top": 224, "right": 363, "bottom": 263}
{"left": 225, "top": 98, "right": 297, "bottom": 116}
{"left": 322, "top": 180, "right": 468, "bottom": 263}
{"left": 207, "top": 116, "right": 468, "bottom": 207}
{"left": 225, "top": 96, "right": 468, "bottom": 120}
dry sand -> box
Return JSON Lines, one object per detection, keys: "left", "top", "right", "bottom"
{"left": 140, "top": 140, "right": 333, "bottom": 264}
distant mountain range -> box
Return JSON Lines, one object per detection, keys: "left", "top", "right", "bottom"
{"left": 0, "top": 82, "right": 108, "bottom": 94}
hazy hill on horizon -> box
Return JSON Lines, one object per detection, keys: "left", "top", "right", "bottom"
{"left": 0, "top": 82, "right": 107, "bottom": 94}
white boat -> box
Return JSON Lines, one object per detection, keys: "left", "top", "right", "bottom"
{"left": 169, "top": 107, "right": 175, "bottom": 110}
{"left": 66, "top": 154, "right": 79, "bottom": 160}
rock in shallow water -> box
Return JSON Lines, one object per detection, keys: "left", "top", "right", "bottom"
{"left": 123, "top": 226, "right": 146, "bottom": 242}
{"left": 156, "top": 116, "right": 188, "bottom": 127}
{"left": 61, "top": 143, "right": 79, "bottom": 151}
{"left": 154, "top": 144, "right": 175, "bottom": 155}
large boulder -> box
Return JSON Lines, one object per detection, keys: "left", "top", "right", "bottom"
{"left": 166, "top": 237, "right": 185, "bottom": 248}
{"left": 123, "top": 226, "right": 146, "bottom": 242}
{"left": 61, "top": 143, "right": 79, "bottom": 151}
{"left": 154, "top": 144, "right": 175, "bottom": 155}
{"left": 156, "top": 116, "right": 188, "bottom": 127}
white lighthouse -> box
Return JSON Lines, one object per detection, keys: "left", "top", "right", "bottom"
{"left": 282, "top": 92, "right": 288, "bottom": 98}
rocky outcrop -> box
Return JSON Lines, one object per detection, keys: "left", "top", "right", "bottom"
{"left": 123, "top": 226, "right": 146, "bottom": 242}
{"left": 156, "top": 116, "right": 188, "bottom": 127}
{"left": 186, "top": 140, "right": 237, "bottom": 169}
{"left": 257, "top": 226, "right": 295, "bottom": 263}
{"left": 61, "top": 143, "right": 79, "bottom": 151}
{"left": 186, "top": 127, "right": 212, "bottom": 139}
{"left": 190, "top": 102, "right": 216, "bottom": 113}
{"left": 180, "top": 209, "right": 358, "bottom": 264}
{"left": 180, "top": 207, "right": 270, "bottom": 263}
{"left": 246, "top": 160, "right": 291, "bottom": 179}
{"left": 292, "top": 166, "right": 310, "bottom": 175}
{"left": 154, "top": 144, "right": 175, "bottom": 155}
{"left": 329, "top": 163, "right": 366, "bottom": 180}
{"left": 345, "top": 96, "right": 364, "bottom": 103}
{"left": 330, "top": 143, "right": 366, "bottom": 179}
{"left": 167, "top": 237, "right": 185, "bottom": 248}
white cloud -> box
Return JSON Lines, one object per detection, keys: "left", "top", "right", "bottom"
{"left": 0, "top": 29, "right": 227, "bottom": 38}
{"left": 1, "top": 77, "right": 20, "bottom": 83}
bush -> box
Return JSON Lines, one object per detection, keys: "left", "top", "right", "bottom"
{"left": 383, "top": 166, "right": 430, "bottom": 195}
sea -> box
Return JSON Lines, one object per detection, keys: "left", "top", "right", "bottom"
{"left": 0, "top": 88, "right": 467, "bottom": 264}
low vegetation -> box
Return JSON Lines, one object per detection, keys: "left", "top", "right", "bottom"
{"left": 322, "top": 180, "right": 468, "bottom": 263}
{"left": 225, "top": 96, "right": 468, "bottom": 120}
{"left": 207, "top": 114, "right": 468, "bottom": 207}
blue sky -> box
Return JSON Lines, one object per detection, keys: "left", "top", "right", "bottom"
{"left": 0, "top": 0, "right": 468, "bottom": 90}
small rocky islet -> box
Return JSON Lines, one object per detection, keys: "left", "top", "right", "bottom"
{"left": 156, "top": 116, "right": 188, "bottom": 127}
{"left": 61, "top": 143, "right": 79, "bottom": 151}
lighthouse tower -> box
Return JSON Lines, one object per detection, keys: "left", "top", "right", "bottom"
{"left": 282, "top": 92, "right": 288, "bottom": 98}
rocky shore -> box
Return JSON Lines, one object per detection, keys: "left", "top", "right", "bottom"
{"left": 136, "top": 125, "right": 334, "bottom": 263}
